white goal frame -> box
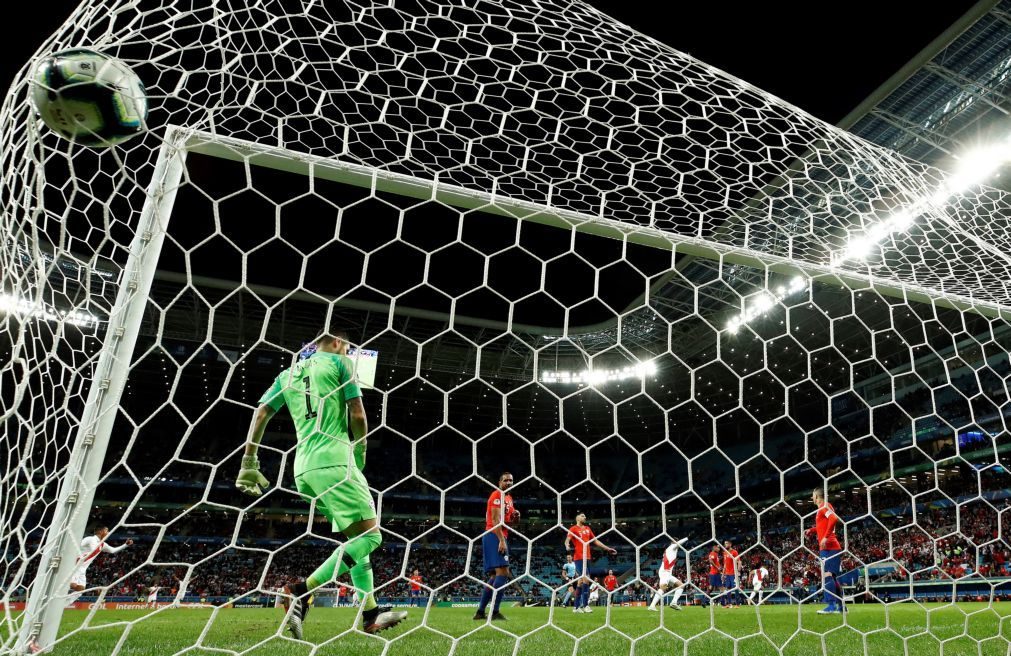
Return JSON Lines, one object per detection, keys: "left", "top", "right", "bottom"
{"left": 20, "top": 123, "right": 1009, "bottom": 651}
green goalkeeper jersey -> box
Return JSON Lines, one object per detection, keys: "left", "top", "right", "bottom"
{"left": 258, "top": 351, "right": 362, "bottom": 477}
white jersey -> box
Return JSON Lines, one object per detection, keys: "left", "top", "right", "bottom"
{"left": 750, "top": 567, "right": 769, "bottom": 588}
{"left": 147, "top": 587, "right": 161, "bottom": 603}
{"left": 658, "top": 538, "right": 687, "bottom": 586}
{"left": 75, "top": 535, "right": 127, "bottom": 574}
{"left": 660, "top": 538, "right": 689, "bottom": 572}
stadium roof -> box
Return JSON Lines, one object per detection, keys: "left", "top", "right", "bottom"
{"left": 840, "top": 0, "right": 1011, "bottom": 183}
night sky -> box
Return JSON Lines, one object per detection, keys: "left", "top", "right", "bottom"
{"left": 1, "top": 0, "right": 979, "bottom": 124}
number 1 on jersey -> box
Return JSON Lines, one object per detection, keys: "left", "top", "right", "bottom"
{"left": 303, "top": 376, "right": 318, "bottom": 420}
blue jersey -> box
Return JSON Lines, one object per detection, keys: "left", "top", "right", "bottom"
{"left": 562, "top": 562, "right": 577, "bottom": 580}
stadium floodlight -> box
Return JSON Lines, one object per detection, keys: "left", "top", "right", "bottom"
{"left": 0, "top": 292, "right": 98, "bottom": 329}
{"left": 726, "top": 277, "right": 809, "bottom": 333}
{"left": 832, "top": 137, "right": 1010, "bottom": 269}
{"left": 942, "top": 142, "right": 1010, "bottom": 197}
{"left": 541, "top": 360, "right": 657, "bottom": 385}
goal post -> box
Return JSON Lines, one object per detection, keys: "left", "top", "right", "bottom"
{"left": 181, "top": 127, "right": 1010, "bottom": 324}
{"left": 18, "top": 128, "right": 188, "bottom": 652}
{"left": 10, "top": 123, "right": 1011, "bottom": 652}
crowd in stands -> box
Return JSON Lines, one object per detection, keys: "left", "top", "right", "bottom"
{"left": 7, "top": 468, "right": 1006, "bottom": 605}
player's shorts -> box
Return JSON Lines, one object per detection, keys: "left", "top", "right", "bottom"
{"left": 752, "top": 582, "right": 763, "bottom": 591}
{"left": 722, "top": 574, "right": 736, "bottom": 588}
{"left": 658, "top": 569, "right": 682, "bottom": 587}
{"left": 70, "top": 570, "right": 86, "bottom": 589}
{"left": 409, "top": 589, "right": 421, "bottom": 597}
{"left": 482, "top": 532, "right": 510, "bottom": 572}
{"left": 819, "top": 549, "right": 842, "bottom": 576}
{"left": 572, "top": 558, "right": 590, "bottom": 579}
{"left": 708, "top": 573, "right": 722, "bottom": 588}
{"left": 295, "top": 465, "right": 376, "bottom": 532}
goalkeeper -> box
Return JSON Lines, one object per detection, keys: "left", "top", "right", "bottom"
{"left": 236, "top": 331, "right": 405, "bottom": 639}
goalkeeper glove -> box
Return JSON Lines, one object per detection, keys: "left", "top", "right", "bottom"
{"left": 235, "top": 455, "right": 270, "bottom": 496}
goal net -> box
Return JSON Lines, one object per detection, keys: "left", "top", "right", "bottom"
{"left": 3, "top": 1, "right": 1011, "bottom": 655}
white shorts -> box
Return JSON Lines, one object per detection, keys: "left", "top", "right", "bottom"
{"left": 658, "top": 569, "right": 682, "bottom": 587}
{"left": 70, "top": 570, "right": 86, "bottom": 589}
{"left": 753, "top": 582, "right": 763, "bottom": 591}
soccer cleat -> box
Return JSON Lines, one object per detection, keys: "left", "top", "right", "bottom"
{"left": 363, "top": 606, "right": 407, "bottom": 634}
{"left": 670, "top": 604, "right": 683, "bottom": 611}
{"left": 280, "top": 585, "right": 311, "bottom": 640}
{"left": 816, "top": 605, "right": 838, "bottom": 615}
{"left": 491, "top": 611, "right": 507, "bottom": 621}
{"left": 582, "top": 606, "right": 593, "bottom": 613}
{"left": 473, "top": 611, "right": 487, "bottom": 620}
{"left": 647, "top": 606, "right": 658, "bottom": 611}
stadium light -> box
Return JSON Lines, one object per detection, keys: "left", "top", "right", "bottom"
{"left": 832, "top": 136, "right": 1011, "bottom": 269}
{"left": 942, "top": 143, "right": 1010, "bottom": 196}
{"left": 541, "top": 360, "right": 658, "bottom": 385}
{"left": 726, "top": 276, "right": 808, "bottom": 333}
{"left": 0, "top": 292, "right": 99, "bottom": 329}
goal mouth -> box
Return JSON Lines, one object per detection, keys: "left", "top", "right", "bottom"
{"left": 5, "top": 0, "right": 1011, "bottom": 650}
{"left": 11, "top": 116, "right": 1011, "bottom": 656}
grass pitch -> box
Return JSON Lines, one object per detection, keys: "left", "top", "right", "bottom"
{"left": 13, "top": 603, "right": 1011, "bottom": 655}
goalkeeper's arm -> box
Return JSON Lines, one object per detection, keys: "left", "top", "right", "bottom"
{"left": 236, "top": 404, "right": 276, "bottom": 496}
{"left": 348, "top": 396, "right": 368, "bottom": 470}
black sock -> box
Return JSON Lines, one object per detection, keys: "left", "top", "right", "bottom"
{"left": 290, "top": 581, "right": 309, "bottom": 598}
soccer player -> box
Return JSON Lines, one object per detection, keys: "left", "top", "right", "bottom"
{"left": 23, "top": 525, "right": 130, "bottom": 656}
{"left": 67, "top": 526, "right": 133, "bottom": 606}
{"left": 474, "top": 471, "right": 519, "bottom": 621}
{"left": 237, "top": 331, "right": 406, "bottom": 639}
{"left": 747, "top": 564, "right": 769, "bottom": 604}
{"left": 603, "top": 569, "right": 618, "bottom": 604}
{"left": 722, "top": 540, "right": 739, "bottom": 608}
{"left": 648, "top": 537, "right": 688, "bottom": 611}
{"left": 588, "top": 578, "right": 601, "bottom": 606}
{"left": 408, "top": 569, "right": 423, "bottom": 607}
{"left": 564, "top": 512, "right": 617, "bottom": 613}
{"left": 808, "top": 487, "right": 844, "bottom": 614}
{"left": 146, "top": 586, "right": 161, "bottom": 607}
{"left": 561, "top": 555, "right": 577, "bottom": 607}
{"left": 707, "top": 543, "right": 722, "bottom": 605}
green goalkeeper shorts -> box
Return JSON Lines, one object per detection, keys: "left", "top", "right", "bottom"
{"left": 295, "top": 465, "right": 376, "bottom": 532}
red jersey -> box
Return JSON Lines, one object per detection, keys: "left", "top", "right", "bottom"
{"left": 486, "top": 489, "right": 516, "bottom": 537}
{"left": 568, "top": 524, "right": 595, "bottom": 560}
{"left": 603, "top": 574, "right": 617, "bottom": 591}
{"left": 815, "top": 502, "right": 842, "bottom": 550}
{"left": 723, "top": 549, "right": 738, "bottom": 576}
{"left": 409, "top": 574, "right": 422, "bottom": 591}
{"left": 708, "top": 550, "right": 721, "bottom": 575}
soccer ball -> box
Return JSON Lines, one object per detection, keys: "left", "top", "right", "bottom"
{"left": 31, "top": 49, "right": 147, "bottom": 147}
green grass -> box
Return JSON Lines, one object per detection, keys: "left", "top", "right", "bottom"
{"left": 11, "top": 603, "right": 1011, "bottom": 655}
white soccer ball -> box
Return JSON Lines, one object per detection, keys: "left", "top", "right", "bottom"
{"left": 31, "top": 48, "right": 148, "bottom": 147}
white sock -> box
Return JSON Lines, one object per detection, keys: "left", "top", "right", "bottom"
{"left": 649, "top": 590, "right": 662, "bottom": 609}
{"left": 65, "top": 590, "right": 83, "bottom": 608}
{"left": 672, "top": 588, "right": 684, "bottom": 605}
